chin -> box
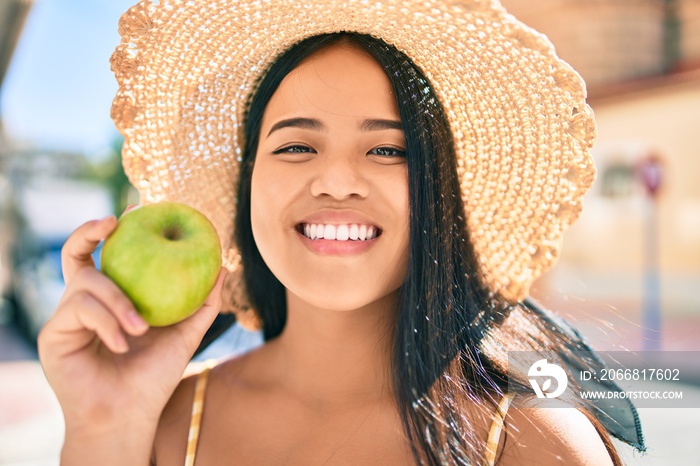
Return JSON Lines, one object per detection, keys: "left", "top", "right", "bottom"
{"left": 291, "top": 283, "right": 401, "bottom": 313}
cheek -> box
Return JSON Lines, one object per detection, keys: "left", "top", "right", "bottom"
{"left": 250, "top": 159, "right": 304, "bottom": 266}
{"left": 388, "top": 172, "right": 410, "bottom": 246}
{"left": 250, "top": 161, "right": 284, "bottom": 248}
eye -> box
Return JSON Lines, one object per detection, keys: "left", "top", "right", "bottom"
{"left": 272, "top": 145, "right": 316, "bottom": 155}
{"left": 368, "top": 146, "right": 406, "bottom": 158}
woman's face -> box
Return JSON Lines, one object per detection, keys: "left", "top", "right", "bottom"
{"left": 250, "top": 43, "right": 409, "bottom": 312}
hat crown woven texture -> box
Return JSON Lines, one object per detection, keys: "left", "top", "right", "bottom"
{"left": 111, "top": 0, "right": 596, "bottom": 317}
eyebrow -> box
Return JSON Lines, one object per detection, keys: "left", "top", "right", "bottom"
{"left": 266, "top": 117, "right": 403, "bottom": 138}
{"left": 360, "top": 118, "right": 403, "bottom": 132}
{"left": 267, "top": 118, "right": 323, "bottom": 137}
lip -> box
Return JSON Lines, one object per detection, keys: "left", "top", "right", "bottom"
{"left": 296, "top": 229, "right": 379, "bottom": 256}
{"left": 297, "top": 210, "right": 382, "bottom": 229}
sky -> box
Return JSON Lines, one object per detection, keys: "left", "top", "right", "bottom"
{"left": 1, "top": 0, "right": 135, "bottom": 156}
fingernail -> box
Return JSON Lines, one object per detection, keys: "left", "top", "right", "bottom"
{"left": 127, "top": 310, "right": 148, "bottom": 332}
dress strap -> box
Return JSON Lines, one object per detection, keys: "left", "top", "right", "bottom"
{"left": 485, "top": 392, "right": 515, "bottom": 466}
{"left": 185, "top": 361, "right": 216, "bottom": 466}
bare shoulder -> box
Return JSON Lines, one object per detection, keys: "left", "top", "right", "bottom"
{"left": 496, "top": 398, "right": 616, "bottom": 466}
{"left": 151, "top": 353, "right": 254, "bottom": 465}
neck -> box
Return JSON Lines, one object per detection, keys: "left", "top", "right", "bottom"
{"left": 266, "top": 290, "right": 399, "bottom": 407}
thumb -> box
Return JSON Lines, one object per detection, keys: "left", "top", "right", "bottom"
{"left": 174, "top": 268, "right": 227, "bottom": 352}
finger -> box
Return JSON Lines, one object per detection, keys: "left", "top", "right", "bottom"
{"left": 73, "top": 293, "right": 130, "bottom": 354}
{"left": 61, "top": 268, "right": 149, "bottom": 337}
{"left": 202, "top": 268, "right": 227, "bottom": 310}
{"left": 173, "top": 268, "right": 227, "bottom": 351}
{"left": 51, "top": 291, "right": 129, "bottom": 354}
{"left": 62, "top": 216, "right": 118, "bottom": 284}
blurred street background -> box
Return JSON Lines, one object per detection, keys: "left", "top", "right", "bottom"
{"left": 1, "top": 0, "right": 699, "bottom": 464}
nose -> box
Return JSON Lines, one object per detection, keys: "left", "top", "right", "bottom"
{"left": 309, "top": 153, "right": 371, "bottom": 200}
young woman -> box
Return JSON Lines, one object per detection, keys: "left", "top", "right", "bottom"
{"left": 38, "top": 1, "right": 644, "bottom": 465}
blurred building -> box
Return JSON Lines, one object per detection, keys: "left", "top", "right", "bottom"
{"left": 502, "top": 0, "right": 700, "bottom": 314}
{"left": 502, "top": 0, "right": 699, "bottom": 87}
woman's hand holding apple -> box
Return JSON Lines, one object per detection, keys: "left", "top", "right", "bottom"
{"left": 37, "top": 213, "right": 224, "bottom": 465}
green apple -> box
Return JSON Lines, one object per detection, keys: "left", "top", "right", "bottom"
{"left": 100, "top": 202, "right": 222, "bottom": 326}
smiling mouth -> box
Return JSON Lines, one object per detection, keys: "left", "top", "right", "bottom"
{"left": 296, "top": 223, "right": 382, "bottom": 241}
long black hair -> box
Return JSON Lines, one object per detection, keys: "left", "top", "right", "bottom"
{"left": 234, "top": 32, "right": 625, "bottom": 465}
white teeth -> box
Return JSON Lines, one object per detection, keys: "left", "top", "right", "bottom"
{"left": 301, "top": 223, "right": 379, "bottom": 241}
{"left": 336, "top": 225, "right": 350, "bottom": 241}
{"left": 359, "top": 225, "right": 367, "bottom": 241}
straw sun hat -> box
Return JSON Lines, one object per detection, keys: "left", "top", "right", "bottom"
{"left": 110, "top": 0, "right": 596, "bottom": 329}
